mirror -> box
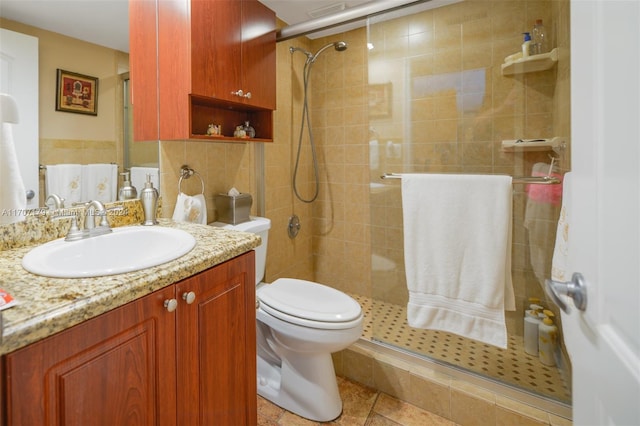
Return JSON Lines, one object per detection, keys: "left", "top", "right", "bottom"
{"left": 0, "top": 4, "right": 158, "bottom": 212}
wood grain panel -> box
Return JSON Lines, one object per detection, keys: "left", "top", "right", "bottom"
{"left": 175, "top": 252, "right": 256, "bottom": 426}
{"left": 129, "top": 0, "right": 159, "bottom": 142}
{"left": 4, "top": 287, "right": 176, "bottom": 426}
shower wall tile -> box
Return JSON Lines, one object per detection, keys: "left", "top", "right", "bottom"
{"left": 451, "top": 388, "right": 497, "bottom": 426}
{"left": 372, "top": 356, "right": 413, "bottom": 402}
{"left": 496, "top": 395, "right": 551, "bottom": 425}
{"left": 406, "top": 372, "right": 452, "bottom": 420}
{"left": 496, "top": 408, "right": 549, "bottom": 426}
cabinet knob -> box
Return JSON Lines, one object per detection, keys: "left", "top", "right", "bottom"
{"left": 164, "top": 299, "right": 178, "bottom": 312}
{"left": 182, "top": 291, "right": 196, "bottom": 304}
{"left": 243, "top": 91, "right": 252, "bottom": 99}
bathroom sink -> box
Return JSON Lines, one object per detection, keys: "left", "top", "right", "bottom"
{"left": 22, "top": 226, "right": 196, "bottom": 278}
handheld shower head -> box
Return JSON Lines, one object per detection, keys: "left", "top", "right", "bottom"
{"left": 290, "top": 41, "right": 348, "bottom": 64}
{"left": 334, "top": 41, "right": 348, "bottom": 51}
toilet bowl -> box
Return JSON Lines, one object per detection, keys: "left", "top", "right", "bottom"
{"left": 211, "top": 217, "right": 363, "bottom": 422}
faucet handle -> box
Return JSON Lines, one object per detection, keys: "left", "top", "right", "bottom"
{"left": 60, "top": 213, "right": 84, "bottom": 241}
{"left": 101, "top": 206, "right": 125, "bottom": 228}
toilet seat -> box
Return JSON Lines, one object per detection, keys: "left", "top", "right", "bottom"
{"left": 258, "top": 278, "right": 362, "bottom": 330}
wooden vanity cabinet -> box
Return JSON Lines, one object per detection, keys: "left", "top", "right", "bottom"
{"left": 131, "top": 0, "right": 276, "bottom": 142}
{"left": 2, "top": 252, "right": 256, "bottom": 426}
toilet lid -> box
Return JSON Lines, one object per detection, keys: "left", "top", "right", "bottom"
{"left": 257, "top": 278, "right": 362, "bottom": 323}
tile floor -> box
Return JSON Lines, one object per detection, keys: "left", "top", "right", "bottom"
{"left": 350, "top": 294, "right": 571, "bottom": 404}
{"left": 257, "top": 376, "right": 455, "bottom": 426}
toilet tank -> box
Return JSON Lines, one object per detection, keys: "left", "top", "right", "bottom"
{"left": 210, "top": 216, "right": 271, "bottom": 285}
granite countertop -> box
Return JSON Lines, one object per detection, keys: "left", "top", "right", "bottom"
{"left": 0, "top": 219, "right": 260, "bottom": 356}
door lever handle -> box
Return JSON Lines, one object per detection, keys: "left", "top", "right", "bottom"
{"left": 545, "top": 272, "right": 587, "bottom": 313}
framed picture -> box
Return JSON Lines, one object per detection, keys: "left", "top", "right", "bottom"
{"left": 55, "top": 69, "right": 98, "bottom": 115}
{"left": 368, "top": 83, "right": 392, "bottom": 119}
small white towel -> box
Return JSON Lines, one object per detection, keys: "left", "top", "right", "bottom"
{"left": 402, "top": 174, "right": 515, "bottom": 349}
{"left": 172, "top": 192, "right": 207, "bottom": 224}
{"left": 0, "top": 123, "right": 27, "bottom": 224}
{"left": 130, "top": 166, "right": 159, "bottom": 194}
{"left": 524, "top": 163, "right": 564, "bottom": 287}
{"left": 551, "top": 172, "right": 571, "bottom": 282}
{"left": 82, "top": 163, "right": 117, "bottom": 203}
{"left": 46, "top": 164, "right": 83, "bottom": 205}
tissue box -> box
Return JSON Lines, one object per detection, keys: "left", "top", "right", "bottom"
{"left": 215, "top": 193, "right": 252, "bottom": 225}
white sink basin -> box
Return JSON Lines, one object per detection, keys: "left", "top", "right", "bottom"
{"left": 22, "top": 226, "right": 196, "bottom": 278}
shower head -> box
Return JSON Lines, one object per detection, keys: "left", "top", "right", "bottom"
{"left": 310, "top": 41, "right": 348, "bottom": 62}
{"left": 290, "top": 41, "right": 348, "bottom": 64}
{"left": 334, "top": 41, "right": 348, "bottom": 51}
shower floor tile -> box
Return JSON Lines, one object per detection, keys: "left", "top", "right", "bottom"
{"left": 350, "top": 293, "right": 572, "bottom": 404}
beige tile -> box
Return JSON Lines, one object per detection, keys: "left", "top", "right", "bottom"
{"left": 258, "top": 395, "right": 285, "bottom": 423}
{"left": 406, "top": 373, "right": 452, "bottom": 420}
{"left": 548, "top": 413, "right": 573, "bottom": 426}
{"left": 373, "top": 393, "right": 455, "bottom": 426}
{"left": 496, "top": 395, "right": 550, "bottom": 424}
{"left": 450, "top": 388, "right": 496, "bottom": 426}
{"left": 278, "top": 411, "right": 322, "bottom": 426}
{"left": 496, "top": 406, "right": 548, "bottom": 426}
{"left": 333, "top": 376, "right": 379, "bottom": 425}
{"left": 372, "top": 357, "right": 411, "bottom": 401}
{"left": 342, "top": 348, "right": 375, "bottom": 387}
{"left": 365, "top": 413, "right": 401, "bottom": 425}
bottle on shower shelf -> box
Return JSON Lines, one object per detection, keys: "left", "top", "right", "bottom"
{"left": 531, "top": 19, "right": 548, "bottom": 55}
{"left": 524, "top": 301, "right": 544, "bottom": 356}
{"left": 522, "top": 32, "right": 532, "bottom": 58}
{"left": 538, "top": 309, "right": 558, "bottom": 366}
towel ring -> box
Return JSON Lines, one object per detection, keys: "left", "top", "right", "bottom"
{"left": 178, "top": 165, "right": 205, "bottom": 195}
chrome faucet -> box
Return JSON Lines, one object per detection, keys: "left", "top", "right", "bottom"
{"left": 45, "top": 193, "right": 65, "bottom": 209}
{"left": 64, "top": 200, "right": 120, "bottom": 241}
{"left": 84, "top": 200, "right": 111, "bottom": 236}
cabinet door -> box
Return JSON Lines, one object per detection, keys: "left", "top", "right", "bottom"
{"left": 129, "top": 0, "right": 159, "bottom": 141}
{"left": 3, "top": 287, "right": 177, "bottom": 426}
{"left": 175, "top": 252, "right": 257, "bottom": 425}
{"left": 191, "top": 0, "right": 242, "bottom": 101}
{"left": 240, "top": 0, "right": 276, "bottom": 109}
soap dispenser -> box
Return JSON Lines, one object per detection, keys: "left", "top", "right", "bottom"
{"left": 522, "top": 32, "right": 532, "bottom": 58}
{"left": 118, "top": 172, "right": 138, "bottom": 200}
{"left": 140, "top": 174, "right": 159, "bottom": 225}
{"left": 524, "top": 302, "right": 544, "bottom": 356}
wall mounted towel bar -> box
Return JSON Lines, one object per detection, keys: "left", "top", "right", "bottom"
{"left": 380, "top": 173, "right": 561, "bottom": 185}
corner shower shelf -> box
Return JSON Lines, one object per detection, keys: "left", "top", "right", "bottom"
{"left": 501, "top": 137, "right": 565, "bottom": 152}
{"left": 501, "top": 48, "right": 559, "bottom": 75}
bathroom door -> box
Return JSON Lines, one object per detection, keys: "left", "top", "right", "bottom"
{"left": 565, "top": 0, "right": 640, "bottom": 424}
{"left": 0, "top": 28, "right": 39, "bottom": 208}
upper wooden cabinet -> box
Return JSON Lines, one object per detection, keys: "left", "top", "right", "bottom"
{"left": 130, "top": 0, "right": 276, "bottom": 142}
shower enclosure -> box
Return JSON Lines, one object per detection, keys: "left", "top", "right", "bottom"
{"left": 282, "top": 0, "right": 572, "bottom": 415}
{"left": 365, "top": 0, "right": 572, "bottom": 407}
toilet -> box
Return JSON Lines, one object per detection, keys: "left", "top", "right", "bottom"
{"left": 211, "top": 216, "right": 363, "bottom": 422}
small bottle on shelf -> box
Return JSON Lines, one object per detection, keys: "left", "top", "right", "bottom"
{"left": 531, "top": 19, "right": 547, "bottom": 55}
{"left": 243, "top": 121, "right": 256, "bottom": 138}
{"left": 524, "top": 302, "right": 544, "bottom": 356}
{"left": 538, "top": 309, "right": 558, "bottom": 366}
{"left": 522, "top": 32, "right": 532, "bottom": 58}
